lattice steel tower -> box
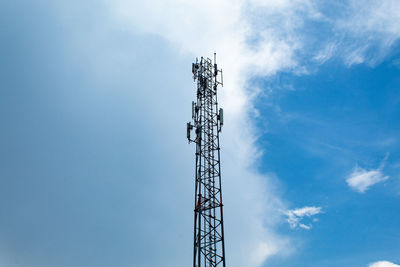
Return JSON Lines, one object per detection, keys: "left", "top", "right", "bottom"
{"left": 187, "top": 54, "right": 226, "bottom": 267}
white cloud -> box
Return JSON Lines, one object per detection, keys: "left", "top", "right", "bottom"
{"left": 369, "top": 261, "right": 400, "bottom": 267}
{"left": 285, "top": 206, "right": 322, "bottom": 230}
{"left": 344, "top": 0, "right": 400, "bottom": 40}
{"left": 346, "top": 167, "right": 389, "bottom": 193}
{"left": 346, "top": 155, "right": 389, "bottom": 193}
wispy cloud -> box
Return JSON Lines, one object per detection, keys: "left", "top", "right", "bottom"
{"left": 346, "top": 155, "right": 389, "bottom": 193}
{"left": 369, "top": 261, "right": 400, "bottom": 267}
{"left": 301, "top": 0, "right": 400, "bottom": 67}
{"left": 313, "top": 42, "right": 337, "bottom": 64}
{"left": 335, "top": 0, "right": 400, "bottom": 66}
{"left": 285, "top": 206, "right": 322, "bottom": 230}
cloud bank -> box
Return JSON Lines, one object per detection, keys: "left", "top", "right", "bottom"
{"left": 105, "top": 0, "right": 316, "bottom": 265}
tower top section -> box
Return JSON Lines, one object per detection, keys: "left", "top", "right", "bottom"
{"left": 187, "top": 54, "right": 224, "bottom": 143}
{"left": 191, "top": 53, "right": 223, "bottom": 88}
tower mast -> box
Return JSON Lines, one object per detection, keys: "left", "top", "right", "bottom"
{"left": 187, "top": 54, "right": 226, "bottom": 267}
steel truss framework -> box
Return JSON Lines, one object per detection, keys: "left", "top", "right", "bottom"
{"left": 187, "top": 54, "right": 226, "bottom": 267}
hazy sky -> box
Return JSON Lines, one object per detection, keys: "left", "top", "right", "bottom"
{"left": 1, "top": 1, "right": 400, "bottom": 267}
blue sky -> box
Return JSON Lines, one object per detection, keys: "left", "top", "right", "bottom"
{"left": 0, "top": 1, "right": 400, "bottom": 267}
{"left": 256, "top": 59, "right": 400, "bottom": 266}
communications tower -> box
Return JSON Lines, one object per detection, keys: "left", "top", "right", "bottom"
{"left": 187, "top": 54, "right": 226, "bottom": 267}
